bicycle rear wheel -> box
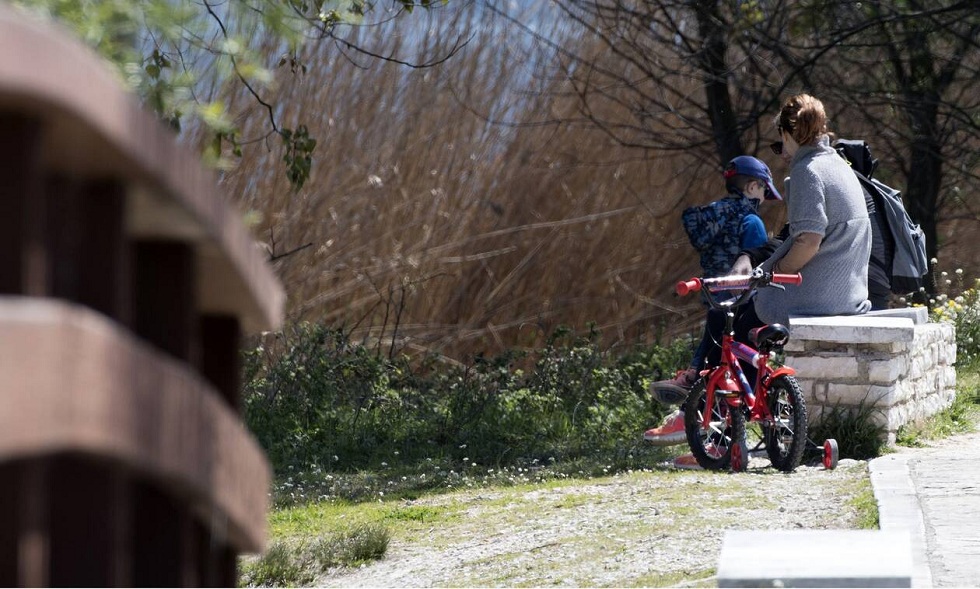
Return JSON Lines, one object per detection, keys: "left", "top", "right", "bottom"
{"left": 683, "top": 380, "right": 743, "bottom": 471}
{"left": 763, "top": 375, "right": 808, "bottom": 472}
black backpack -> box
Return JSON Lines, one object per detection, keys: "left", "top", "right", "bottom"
{"left": 834, "top": 139, "right": 929, "bottom": 295}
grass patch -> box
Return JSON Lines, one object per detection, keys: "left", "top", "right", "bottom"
{"left": 240, "top": 523, "right": 390, "bottom": 587}
{"left": 554, "top": 493, "right": 592, "bottom": 509}
{"left": 630, "top": 568, "right": 716, "bottom": 587}
{"left": 270, "top": 499, "right": 457, "bottom": 541}
{"left": 897, "top": 364, "right": 980, "bottom": 447}
{"left": 847, "top": 477, "right": 880, "bottom": 529}
{"left": 382, "top": 504, "right": 446, "bottom": 523}
{"left": 269, "top": 501, "right": 372, "bottom": 538}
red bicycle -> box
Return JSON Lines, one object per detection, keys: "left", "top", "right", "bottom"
{"left": 675, "top": 268, "right": 839, "bottom": 472}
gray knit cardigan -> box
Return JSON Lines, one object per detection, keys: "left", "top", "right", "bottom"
{"left": 756, "top": 136, "right": 872, "bottom": 326}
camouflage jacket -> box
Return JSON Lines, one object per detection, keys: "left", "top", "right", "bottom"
{"left": 681, "top": 194, "right": 762, "bottom": 278}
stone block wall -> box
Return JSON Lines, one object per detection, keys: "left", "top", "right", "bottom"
{"left": 784, "top": 307, "right": 957, "bottom": 444}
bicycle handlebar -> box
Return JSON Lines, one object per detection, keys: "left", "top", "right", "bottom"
{"left": 675, "top": 271, "right": 802, "bottom": 297}
{"left": 676, "top": 278, "right": 702, "bottom": 297}
{"left": 772, "top": 272, "right": 803, "bottom": 286}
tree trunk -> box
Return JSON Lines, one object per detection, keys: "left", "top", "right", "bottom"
{"left": 905, "top": 122, "right": 942, "bottom": 267}
{"left": 897, "top": 23, "right": 944, "bottom": 286}
{"left": 693, "top": 0, "right": 743, "bottom": 166}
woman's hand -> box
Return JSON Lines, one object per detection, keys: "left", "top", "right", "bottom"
{"left": 774, "top": 232, "right": 821, "bottom": 274}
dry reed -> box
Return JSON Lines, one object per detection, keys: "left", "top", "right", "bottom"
{"left": 213, "top": 4, "right": 791, "bottom": 361}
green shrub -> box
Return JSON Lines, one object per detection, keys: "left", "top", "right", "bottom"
{"left": 928, "top": 268, "right": 980, "bottom": 363}
{"left": 932, "top": 281, "right": 980, "bottom": 363}
{"left": 897, "top": 368, "right": 980, "bottom": 446}
{"left": 310, "top": 524, "right": 390, "bottom": 567}
{"left": 243, "top": 322, "right": 690, "bottom": 504}
{"left": 239, "top": 524, "right": 391, "bottom": 587}
{"left": 240, "top": 542, "right": 310, "bottom": 587}
{"left": 807, "top": 401, "right": 887, "bottom": 461}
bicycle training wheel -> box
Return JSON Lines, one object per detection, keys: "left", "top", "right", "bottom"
{"left": 823, "top": 438, "right": 839, "bottom": 470}
{"left": 683, "top": 380, "right": 744, "bottom": 471}
{"left": 763, "top": 375, "right": 808, "bottom": 472}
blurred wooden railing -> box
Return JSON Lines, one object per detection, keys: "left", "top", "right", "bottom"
{"left": 0, "top": 5, "right": 284, "bottom": 586}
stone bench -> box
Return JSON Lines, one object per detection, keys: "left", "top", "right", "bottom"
{"left": 784, "top": 307, "right": 956, "bottom": 444}
{"left": 717, "top": 529, "right": 913, "bottom": 587}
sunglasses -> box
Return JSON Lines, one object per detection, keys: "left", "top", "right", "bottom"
{"left": 770, "top": 141, "right": 783, "bottom": 155}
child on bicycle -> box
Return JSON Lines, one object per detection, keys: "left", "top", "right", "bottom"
{"left": 650, "top": 94, "right": 872, "bottom": 468}
{"left": 643, "top": 155, "right": 781, "bottom": 446}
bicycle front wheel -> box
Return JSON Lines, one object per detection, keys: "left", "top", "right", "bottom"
{"left": 763, "top": 375, "right": 808, "bottom": 472}
{"left": 683, "top": 380, "right": 744, "bottom": 471}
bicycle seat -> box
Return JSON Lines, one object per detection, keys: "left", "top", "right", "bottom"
{"left": 749, "top": 323, "right": 790, "bottom": 351}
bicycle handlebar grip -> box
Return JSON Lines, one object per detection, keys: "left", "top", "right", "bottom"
{"left": 675, "top": 278, "right": 702, "bottom": 296}
{"left": 772, "top": 273, "right": 803, "bottom": 285}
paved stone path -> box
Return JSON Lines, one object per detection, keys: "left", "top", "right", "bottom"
{"left": 909, "top": 432, "right": 980, "bottom": 587}
{"left": 871, "top": 429, "right": 980, "bottom": 588}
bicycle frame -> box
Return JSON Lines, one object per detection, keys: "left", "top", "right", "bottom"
{"left": 675, "top": 271, "right": 801, "bottom": 432}
{"left": 701, "top": 322, "right": 796, "bottom": 431}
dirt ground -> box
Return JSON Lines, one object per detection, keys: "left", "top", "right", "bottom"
{"left": 315, "top": 456, "right": 871, "bottom": 587}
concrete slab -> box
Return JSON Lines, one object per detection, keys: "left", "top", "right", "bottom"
{"left": 717, "top": 529, "right": 912, "bottom": 587}
{"left": 789, "top": 315, "right": 915, "bottom": 344}
{"left": 865, "top": 307, "right": 929, "bottom": 325}
{"left": 870, "top": 453, "right": 933, "bottom": 588}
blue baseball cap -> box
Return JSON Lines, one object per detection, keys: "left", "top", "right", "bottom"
{"left": 724, "top": 155, "right": 782, "bottom": 201}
